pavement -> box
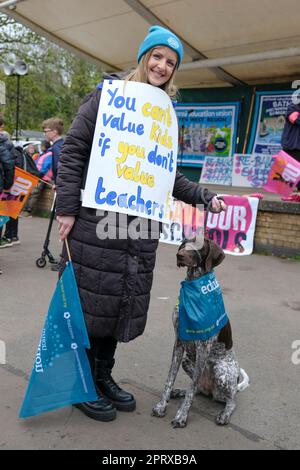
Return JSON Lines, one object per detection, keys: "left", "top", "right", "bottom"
{"left": 0, "top": 216, "right": 300, "bottom": 450}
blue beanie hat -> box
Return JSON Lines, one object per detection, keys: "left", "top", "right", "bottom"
{"left": 137, "top": 25, "right": 184, "bottom": 68}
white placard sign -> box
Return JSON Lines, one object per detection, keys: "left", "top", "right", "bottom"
{"left": 82, "top": 80, "right": 178, "bottom": 223}
{"left": 200, "top": 156, "right": 233, "bottom": 185}
{"left": 232, "top": 154, "right": 273, "bottom": 188}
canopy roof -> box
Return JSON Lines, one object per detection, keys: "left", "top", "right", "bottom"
{"left": 1, "top": 0, "right": 300, "bottom": 88}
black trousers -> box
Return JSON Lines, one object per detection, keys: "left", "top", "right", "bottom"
{"left": 5, "top": 218, "right": 19, "bottom": 239}
{"left": 86, "top": 336, "right": 117, "bottom": 373}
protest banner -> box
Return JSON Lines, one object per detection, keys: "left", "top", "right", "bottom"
{"left": 248, "top": 92, "right": 293, "bottom": 156}
{"left": 232, "top": 154, "right": 274, "bottom": 188}
{"left": 176, "top": 103, "right": 239, "bottom": 167}
{"left": 263, "top": 150, "right": 300, "bottom": 196}
{"left": 160, "top": 195, "right": 259, "bottom": 256}
{"left": 0, "top": 167, "right": 39, "bottom": 219}
{"left": 19, "top": 262, "right": 98, "bottom": 418}
{"left": 200, "top": 156, "right": 233, "bottom": 185}
{"left": 206, "top": 195, "right": 259, "bottom": 256}
{"left": 82, "top": 80, "right": 178, "bottom": 223}
{"left": 160, "top": 197, "right": 205, "bottom": 245}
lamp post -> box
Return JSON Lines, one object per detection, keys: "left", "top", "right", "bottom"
{"left": 2, "top": 54, "right": 28, "bottom": 141}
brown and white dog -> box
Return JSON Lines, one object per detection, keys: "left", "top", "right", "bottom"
{"left": 152, "top": 238, "right": 249, "bottom": 428}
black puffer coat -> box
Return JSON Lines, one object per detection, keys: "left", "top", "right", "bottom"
{"left": 0, "top": 133, "right": 15, "bottom": 193}
{"left": 56, "top": 74, "right": 216, "bottom": 342}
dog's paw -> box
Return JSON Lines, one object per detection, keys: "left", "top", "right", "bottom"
{"left": 215, "top": 411, "right": 231, "bottom": 426}
{"left": 171, "top": 416, "right": 188, "bottom": 428}
{"left": 170, "top": 389, "right": 186, "bottom": 399}
{"left": 152, "top": 402, "right": 167, "bottom": 418}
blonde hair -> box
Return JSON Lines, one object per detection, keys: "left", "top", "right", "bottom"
{"left": 124, "top": 49, "right": 178, "bottom": 99}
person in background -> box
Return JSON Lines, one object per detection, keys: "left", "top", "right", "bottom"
{"left": 20, "top": 141, "right": 43, "bottom": 218}
{"left": 35, "top": 140, "right": 53, "bottom": 183}
{"left": 281, "top": 101, "right": 300, "bottom": 191}
{"left": 0, "top": 115, "right": 15, "bottom": 258}
{"left": 24, "top": 143, "right": 37, "bottom": 160}
{"left": 20, "top": 140, "right": 54, "bottom": 220}
{"left": 41, "top": 118, "right": 64, "bottom": 271}
{"left": 0, "top": 136, "right": 41, "bottom": 244}
{"left": 42, "top": 117, "right": 64, "bottom": 184}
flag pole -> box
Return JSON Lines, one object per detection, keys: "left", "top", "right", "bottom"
{"left": 37, "top": 177, "right": 53, "bottom": 188}
{"left": 65, "top": 237, "right": 72, "bottom": 263}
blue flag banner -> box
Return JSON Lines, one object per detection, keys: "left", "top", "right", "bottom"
{"left": 0, "top": 216, "right": 9, "bottom": 228}
{"left": 178, "top": 271, "right": 229, "bottom": 341}
{"left": 19, "top": 262, "right": 98, "bottom": 418}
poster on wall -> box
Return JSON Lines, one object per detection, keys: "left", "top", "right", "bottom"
{"left": 175, "top": 103, "right": 240, "bottom": 167}
{"left": 247, "top": 91, "right": 293, "bottom": 156}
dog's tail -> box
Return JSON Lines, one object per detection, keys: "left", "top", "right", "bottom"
{"left": 237, "top": 368, "right": 250, "bottom": 392}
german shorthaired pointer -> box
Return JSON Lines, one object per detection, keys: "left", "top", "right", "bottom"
{"left": 152, "top": 238, "right": 249, "bottom": 428}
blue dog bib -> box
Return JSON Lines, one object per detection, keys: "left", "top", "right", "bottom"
{"left": 178, "top": 271, "right": 229, "bottom": 341}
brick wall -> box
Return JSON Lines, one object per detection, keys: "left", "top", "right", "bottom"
{"left": 255, "top": 201, "right": 300, "bottom": 256}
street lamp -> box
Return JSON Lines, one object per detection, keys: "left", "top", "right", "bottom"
{"left": 2, "top": 53, "right": 28, "bottom": 141}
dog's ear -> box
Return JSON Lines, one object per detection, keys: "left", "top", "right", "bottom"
{"left": 202, "top": 238, "right": 225, "bottom": 273}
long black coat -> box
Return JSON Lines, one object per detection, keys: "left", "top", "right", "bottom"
{"left": 0, "top": 134, "right": 15, "bottom": 193}
{"left": 56, "top": 75, "right": 216, "bottom": 342}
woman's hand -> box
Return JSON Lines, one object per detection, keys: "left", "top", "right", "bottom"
{"left": 210, "top": 196, "right": 227, "bottom": 213}
{"left": 56, "top": 215, "right": 75, "bottom": 241}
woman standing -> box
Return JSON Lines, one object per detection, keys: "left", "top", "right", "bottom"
{"left": 56, "top": 26, "right": 226, "bottom": 422}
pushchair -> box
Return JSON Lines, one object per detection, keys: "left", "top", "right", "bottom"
{"left": 36, "top": 193, "right": 59, "bottom": 268}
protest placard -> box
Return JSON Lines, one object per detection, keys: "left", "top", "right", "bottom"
{"left": 160, "top": 194, "right": 259, "bottom": 256}
{"left": 263, "top": 150, "right": 300, "bottom": 196}
{"left": 160, "top": 198, "right": 205, "bottom": 245}
{"left": 206, "top": 195, "right": 259, "bottom": 256}
{"left": 82, "top": 80, "right": 178, "bottom": 223}
{"left": 232, "top": 154, "right": 274, "bottom": 188}
{"left": 200, "top": 156, "right": 233, "bottom": 185}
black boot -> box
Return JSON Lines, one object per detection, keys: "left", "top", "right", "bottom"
{"left": 95, "top": 358, "right": 136, "bottom": 412}
{"left": 73, "top": 394, "right": 116, "bottom": 422}
{"left": 73, "top": 351, "right": 116, "bottom": 421}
